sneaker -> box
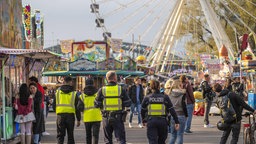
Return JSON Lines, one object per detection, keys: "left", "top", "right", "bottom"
{"left": 204, "top": 124, "right": 214, "bottom": 128}
{"left": 184, "top": 130, "right": 193, "bottom": 133}
{"left": 42, "top": 132, "right": 50, "bottom": 136}
{"left": 138, "top": 124, "right": 144, "bottom": 128}
{"left": 129, "top": 123, "right": 133, "bottom": 128}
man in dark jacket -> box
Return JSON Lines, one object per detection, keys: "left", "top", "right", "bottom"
{"left": 53, "top": 76, "right": 81, "bottom": 144}
{"left": 213, "top": 83, "right": 256, "bottom": 144}
{"left": 232, "top": 77, "right": 245, "bottom": 98}
{"left": 201, "top": 74, "right": 214, "bottom": 128}
{"left": 94, "top": 71, "right": 131, "bottom": 144}
{"left": 128, "top": 77, "right": 144, "bottom": 128}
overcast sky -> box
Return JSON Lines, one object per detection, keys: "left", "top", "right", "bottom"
{"left": 22, "top": 0, "right": 178, "bottom": 48}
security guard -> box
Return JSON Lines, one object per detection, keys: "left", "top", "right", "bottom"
{"left": 141, "top": 80, "right": 180, "bottom": 144}
{"left": 77, "top": 78, "right": 102, "bottom": 144}
{"left": 94, "top": 71, "right": 131, "bottom": 144}
{"left": 53, "top": 76, "right": 81, "bottom": 144}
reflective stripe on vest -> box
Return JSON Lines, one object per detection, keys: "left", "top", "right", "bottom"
{"left": 102, "top": 85, "right": 122, "bottom": 111}
{"left": 148, "top": 103, "right": 166, "bottom": 116}
{"left": 80, "top": 93, "right": 102, "bottom": 122}
{"left": 56, "top": 90, "right": 76, "bottom": 114}
{"left": 80, "top": 94, "right": 96, "bottom": 110}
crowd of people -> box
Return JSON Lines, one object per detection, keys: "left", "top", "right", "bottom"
{"left": 15, "top": 71, "right": 256, "bottom": 144}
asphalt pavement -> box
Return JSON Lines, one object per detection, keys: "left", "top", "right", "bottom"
{"left": 40, "top": 112, "right": 245, "bottom": 144}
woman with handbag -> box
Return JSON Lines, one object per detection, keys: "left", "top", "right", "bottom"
{"left": 15, "top": 83, "right": 35, "bottom": 144}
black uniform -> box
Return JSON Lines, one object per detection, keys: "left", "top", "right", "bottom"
{"left": 94, "top": 82, "right": 131, "bottom": 144}
{"left": 141, "top": 90, "right": 179, "bottom": 144}
{"left": 218, "top": 89, "right": 254, "bottom": 144}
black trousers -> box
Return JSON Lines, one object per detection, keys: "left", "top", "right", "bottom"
{"left": 103, "top": 115, "right": 126, "bottom": 144}
{"left": 84, "top": 121, "right": 101, "bottom": 144}
{"left": 220, "top": 121, "right": 241, "bottom": 144}
{"left": 57, "top": 113, "right": 75, "bottom": 144}
{"left": 147, "top": 117, "right": 168, "bottom": 144}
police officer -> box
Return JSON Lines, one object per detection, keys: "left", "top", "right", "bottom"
{"left": 53, "top": 76, "right": 81, "bottom": 144}
{"left": 94, "top": 71, "right": 131, "bottom": 144}
{"left": 77, "top": 78, "right": 102, "bottom": 144}
{"left": 141, "top": 80, "right": 180, "bottom": 144}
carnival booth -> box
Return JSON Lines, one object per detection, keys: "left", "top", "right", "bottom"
{"left": 42, "top": 40, "right": 144, "bottom": 89}
{"left": 0, "top": 47, "right": 61, "bottom": 142}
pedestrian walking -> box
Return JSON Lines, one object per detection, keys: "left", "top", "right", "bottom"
{"left": 94, "top": 71, "right": 131, "bottom": 144}
{"left": 77, "top": 78, "right": 102, "bottom": 144}
{"left": 141, "top": 80, "right": 179, "bottom": 144}
{"left": 201, "top": 74, "right": 215, "bottom": 128}
{"left": 213, "top": 83, "right": 256, "bottom": 144}
{"left": 29, "top": 82, "right": 43, "bottom": 144}
{"left": 128, "top": 77, "right": 144, "bottom": 128}
{"left": 165, "top": 79, "right": 188, "bottom": 144}
{"left": 53, "top": 76, "right": 81, "bottom": 144}
{"left": 14, "top": 83, "right": 35, "bottom": 144}
{"left": 180, "top": 75, "right": 195, "bottom": 133}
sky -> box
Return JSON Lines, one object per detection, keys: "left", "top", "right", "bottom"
{"left": 21, "top": 0, "right": 178, "bottom": 49}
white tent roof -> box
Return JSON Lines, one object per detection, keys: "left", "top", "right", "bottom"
{"left": 0, "top": 47, "right": 62, "bottom": 59}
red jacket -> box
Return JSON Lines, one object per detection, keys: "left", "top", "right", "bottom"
{"left": 37, "top": 83, "right": 45, "bottom": 109}
{"left": 16, "top": 97, "right": 33, "bottom": 115}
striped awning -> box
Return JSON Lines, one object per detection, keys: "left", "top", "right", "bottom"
{"left": 0, "top": 47, "right": 62, "bottom": 59}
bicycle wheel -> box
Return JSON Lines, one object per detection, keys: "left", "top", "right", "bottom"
{"left": 252, "top": 124, "right": 256, "bottom": 144}
{"left": 244, "top": 127, "right": 250, "bottom": 144}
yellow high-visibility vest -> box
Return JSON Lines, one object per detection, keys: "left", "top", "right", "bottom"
{"left": 55, "top": 90, "right": 76, "bottom": 114}
{"left": 80, "top": 93, "right": 102, "bottom": 122}
{"left": 148, "top": 103, "right": 166, "bottom": 116}
{"left": 102, "top": 85, "right": 122, "bottom": 111}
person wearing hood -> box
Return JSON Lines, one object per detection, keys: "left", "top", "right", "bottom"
{"left": 165, "top": 79, "right": 188, "bottom": 144}
{"left": 141, "top": 80, "right": 179, "bottom": 144}
{"left": 77, "top": 78, "right": 102, "bottom": 144}
{"left": 213, "top": 83, "right": 256, "bottom": 144}
{"left": 53, "top": 76, "right": 81, "bottom": 144}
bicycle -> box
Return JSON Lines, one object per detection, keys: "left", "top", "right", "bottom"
{"left": 242, "top": 112, "right": 256, "bottom": 144}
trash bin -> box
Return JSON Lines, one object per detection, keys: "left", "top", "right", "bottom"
{"left": 248, "top": 93, "right": 256, "bottom": 109}
{"left": 0, "top": 107, "right": 14, "bottom": 140}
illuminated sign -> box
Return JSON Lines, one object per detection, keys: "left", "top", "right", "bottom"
{"left": 23, "top": 5, "right": 31, "bottom": 42}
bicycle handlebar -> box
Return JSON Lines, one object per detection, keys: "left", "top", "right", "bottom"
{"left": 242, "top": 112, "right": 253, "bottom": 117}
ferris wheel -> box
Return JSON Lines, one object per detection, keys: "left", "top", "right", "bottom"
{"left": 89, "top": 0, "right": 178, "bottom": 60}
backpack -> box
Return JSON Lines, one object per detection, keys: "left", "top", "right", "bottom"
{"left": 217, "top": 93, "right": 237, "bottom": 123}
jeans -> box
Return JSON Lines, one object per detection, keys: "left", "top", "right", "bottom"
{"left": 220, "top": 121, "right": 241, "bottom": 144}
{"left": 33, "top": 134, "right": 40, "bottom": 144}
{"left": 169, "top": 115, "right": 186, "bottom": 144}
{"left": 204, "top": 99, "right": 212, "bottom": 125}
{"left": 185, "top": 104, "right": 194, "bottom": 131}
{"left": 129, "top": 103, "right": 142, "bottom": 124}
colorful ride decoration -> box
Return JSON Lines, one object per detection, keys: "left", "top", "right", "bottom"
{"left": 242, "top": 50, "right": 253, "bottom": 60}
{"left": 71, "top": 40, "right": 107, "bottom": 62}
{"left": 219, "top": 44, "right": 228, "bottom": 59}
{"left": 23, "top": 4, "right": 31, "bottom": 42}
{"left": 193, "top": 91, "right": 204, "bottom": 116}
{"left": 69, "top": 40, "right": 137, "bottom": 71}
{"left": 136, "top": 55, "right": 146, "bottom": 64}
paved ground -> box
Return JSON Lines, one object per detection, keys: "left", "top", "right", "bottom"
{"left": 40, "top": 112, "right": 245, "bottom": 144}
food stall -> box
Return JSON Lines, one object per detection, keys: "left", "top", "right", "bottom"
{"left": 0, "top": 47, "right": 61, "bottom": 143}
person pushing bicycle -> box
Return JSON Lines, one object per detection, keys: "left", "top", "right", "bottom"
{"left": 213, "top": 83, "right": 256, "bottom": 144}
